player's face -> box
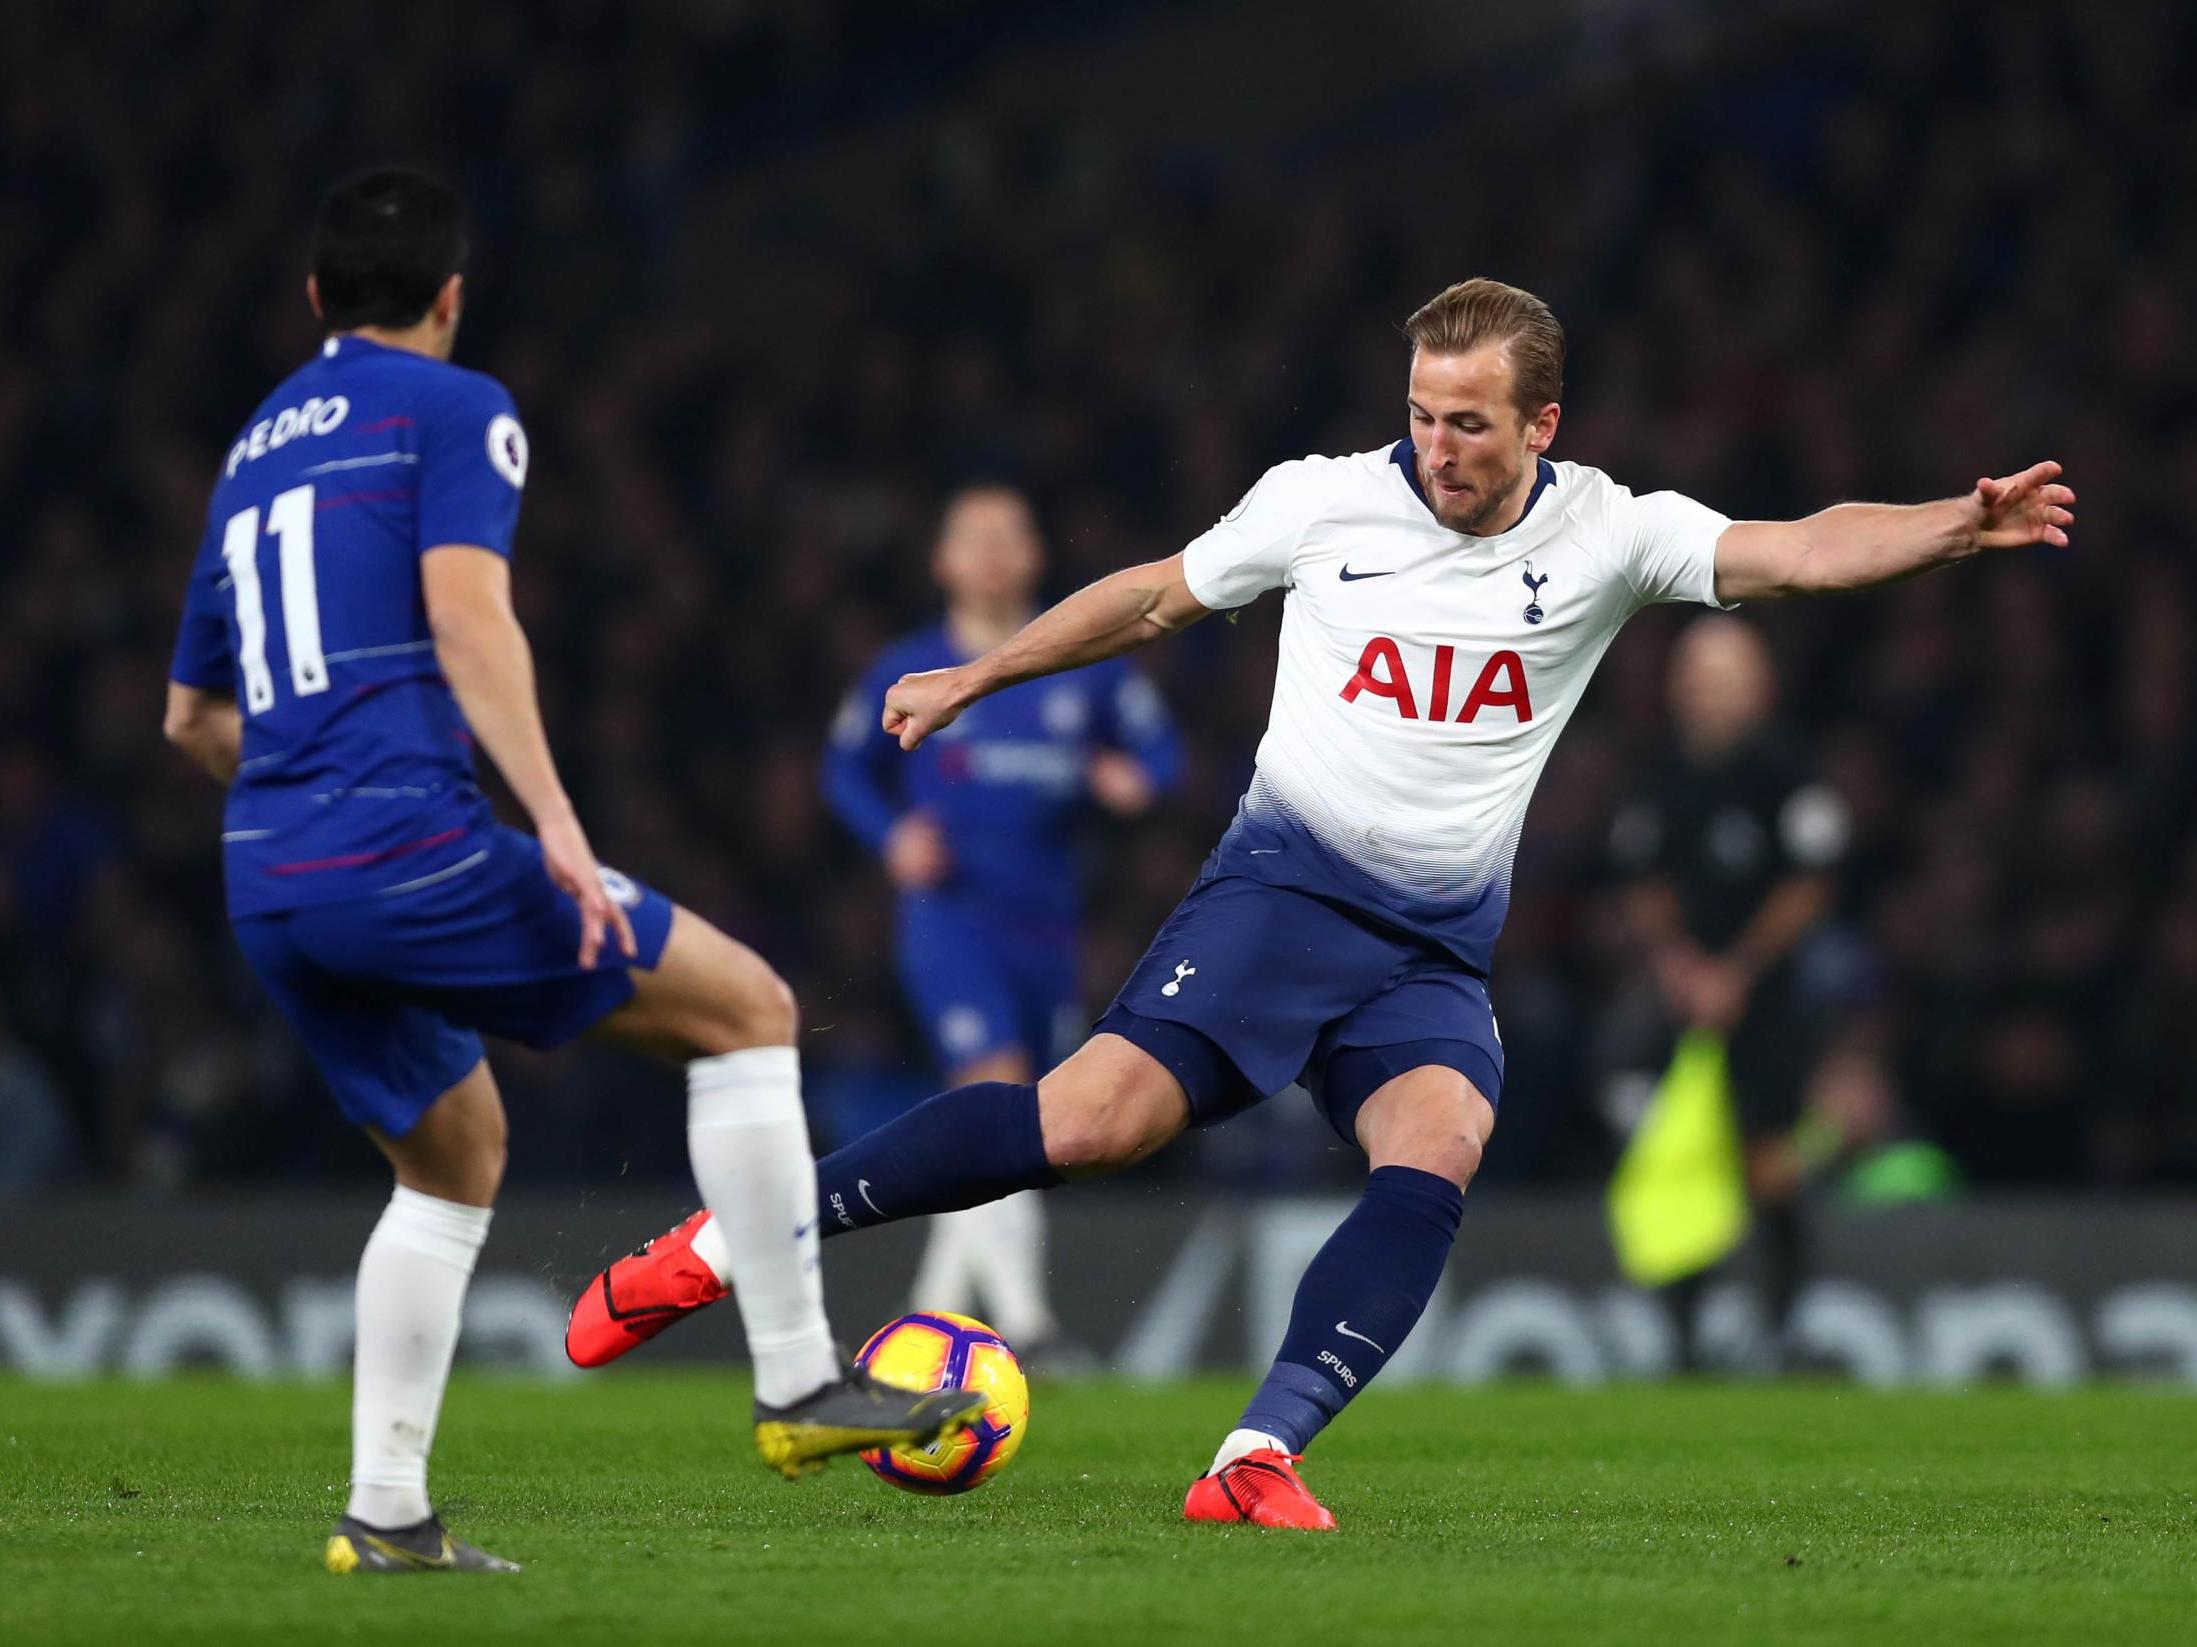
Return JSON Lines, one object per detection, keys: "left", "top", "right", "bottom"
{"left": 1408, "top": 347, "right": 1558, "bottom": 536}
{"left": 933, "top": 490, "right": 1043, "bottom": 609}
{"left": 1670, "top": 618, "right": 1774, "bottom": 748}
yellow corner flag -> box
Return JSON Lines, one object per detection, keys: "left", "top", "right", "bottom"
{"left": 1606, "top": 1030, "right": 1750, "bottom": 1287}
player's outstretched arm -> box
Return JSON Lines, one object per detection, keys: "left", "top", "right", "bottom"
{"left": 1713, "top": 461, "right": 2074, "bottom": 604}
{"left": 883, "top": 553, "right": 1209, "bottom": 751}
{"left": 162, "top": 682, "right": 242, "bottom": 783}
{"left": 422, "top": 545, "right": 635, "bottom": 966}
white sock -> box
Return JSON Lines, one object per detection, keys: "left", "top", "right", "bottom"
{"left": 347, "top": 1186, "right": 492, "bottom": 1527}
{"left": 690, "top": 1209, "right": 735, "bottom": 1286}
{"left": 961, "top": 1192, "right": 1060, "bottom": 1345}
{"left": 687, "top": 1046, "right": 840, "bottom": 1407}
{"left": 1210, "top": 1427, "right": 1291, "bottom": 1476}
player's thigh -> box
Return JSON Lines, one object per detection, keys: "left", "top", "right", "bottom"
{"left": 233, "top": 912, "right": 488, "bottom": 1149}
{"left": 895, "top": 898, "right": 1026, "bottom": 1073}
{"left": 591, "top": 905, "right": 795, "bottom": 1060}
{"left": 293, "top": 825, "right": 679, "bottom": 1058}
{"left": 1315, "top": 962, "right": 1504, "bottom": 1185}
{"left": 1353, "top": 1065, "right": 1498, "bottom": 1187}
{"left": 368, "top": 1057, "right": 508, "bottom": 1208}
{"left": 1036, "top": 1033, "right": 1193, "bottom": 1178}
{"left": 1097, "top": 874, "right": 1401, "bottom": 1126}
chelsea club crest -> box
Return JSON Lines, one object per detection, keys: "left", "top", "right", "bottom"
{"left": 1522, "top": 566, "right": 1549, "bottom": 625}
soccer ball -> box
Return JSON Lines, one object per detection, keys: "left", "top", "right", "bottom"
{"left": 855, "top": 1312, "right": 1028, "bottom": 1494}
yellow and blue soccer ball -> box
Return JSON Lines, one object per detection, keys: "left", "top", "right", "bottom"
{"left": 855, "top": 1311, "right": 1028, "bottom": 1494}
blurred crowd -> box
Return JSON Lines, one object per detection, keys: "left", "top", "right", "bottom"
{"left": 3, "top": 0, "right": 2191, "bottom": 1191}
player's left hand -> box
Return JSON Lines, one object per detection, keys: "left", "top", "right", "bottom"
{"left": 1972, "top": 461, "right": 2075, "bottom": 550}
{"left": 883, "top": 666, "right": 975, "bottom": 751}
{"left": 538, "top": 808, "right": 638, "bottom": 969}
{"left": 1087, "top": 751, "right": 1156, "bottom": 816}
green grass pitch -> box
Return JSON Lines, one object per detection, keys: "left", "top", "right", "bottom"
{"left": 3, "top": 1375, "right": 2193, "bottom": 1645}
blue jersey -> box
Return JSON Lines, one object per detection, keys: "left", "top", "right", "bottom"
{"left": 169, "top": 335, "right": 528, "bottom": 918}
{"left": 823, "top": 625, "right": 1183, "bottom": 927}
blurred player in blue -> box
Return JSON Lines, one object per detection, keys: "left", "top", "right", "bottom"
{"left": 162, "top": 169, "right": 979, "bottom": 1576}
{"left": 828, "top": 487, "right": 1181, "bottom": 1359}
{"left": 567, "top": 485, "right": 1179, "bottom": 1368}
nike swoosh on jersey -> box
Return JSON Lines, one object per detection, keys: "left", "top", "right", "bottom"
{"left": 1337, "top": 566, "right": 1397, "bottom": 582}
{"left": 857, "top": 1180, "right": 885, "bottom": 1217}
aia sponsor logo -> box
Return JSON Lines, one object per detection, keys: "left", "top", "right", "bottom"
{"left": 1339, "top": 638, "right": 1533, "bottom": 723}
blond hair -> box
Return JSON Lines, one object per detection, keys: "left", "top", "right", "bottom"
{"left": 1402, "top": 278, "right": 1565, "bottom": 413}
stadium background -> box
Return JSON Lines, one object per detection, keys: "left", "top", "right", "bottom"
{"left": 0, "top": 0, "right": 2189, "bottom": 1218}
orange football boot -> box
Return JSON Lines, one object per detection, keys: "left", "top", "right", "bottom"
{"left": 1182, "top": 1448, "right": 1338, "bottom": 1531}
{"left": 564, "top": 1209, "right": 726, "bottom": 1369}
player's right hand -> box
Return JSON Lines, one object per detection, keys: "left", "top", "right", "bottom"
{"left": 884, "top": 813, "right": 953, "bottom": 890}
{"left": 537, "top": 808, "right": 638, "bottom": 969}
{"left": 882, "top": 666, "right": 972, "bottom": 751}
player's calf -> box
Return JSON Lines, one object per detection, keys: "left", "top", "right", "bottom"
{"left": 565, "top": 1034, "right": 1194, "bottom": 1372}
{"left": 1200, "top": 1065, "right": 1488, "bottom": 1505}
{"left": 595, "top": 907, "right": 840, "bottom": 1411}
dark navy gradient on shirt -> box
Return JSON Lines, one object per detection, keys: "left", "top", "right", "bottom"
{"left": 170, "top": 336, "right": 526, "bottom": 915}
{"left": 822, "top": 623, "right": 1183, "bottom": 928}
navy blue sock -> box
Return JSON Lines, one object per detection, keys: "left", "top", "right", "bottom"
{"left": 815, "top": 1082, "right": 1059, "bottom": 1237}
{"left": 1237, "top": 1165, "right": 1464, "bottom": 1453}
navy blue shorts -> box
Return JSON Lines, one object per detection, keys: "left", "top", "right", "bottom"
{"left": 897, "top": 895, "right": 1080, "bottom": 1074}
{"left": 232, "top": 824, "right": 676, "bottom": 1138}
{"left": 1095, "top": 873, "right": 1502, "bottom": 1146}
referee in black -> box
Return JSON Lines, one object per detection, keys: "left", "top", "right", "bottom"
{"left": 1607, "top": 615, "right": 1854, "bottom": 1369}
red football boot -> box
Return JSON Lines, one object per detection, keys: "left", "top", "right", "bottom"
{"left": 564, "top": 1210, "right": 728, "bottom": 1369}
{"left": 1182, "top": 1449, "right": 1338, "bottom": 1531}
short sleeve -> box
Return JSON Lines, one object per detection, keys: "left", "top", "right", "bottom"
{"left": 1615, "top": 485, "right": 1735, "bottom": 609}
{"left": 169, "top": 537, "right": 236, "bottom": 691}
{"left": 1777, "top": 782, "right": 1851, "bottom": 870}
{"left": 415, "top": 374, "right": 527, "bottom": 558}
{"left": 1181, "top": 459, "right": 1321, "bottom": 610}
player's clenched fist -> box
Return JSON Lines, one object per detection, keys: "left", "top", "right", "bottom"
{"left": 882, "top": 665, "right": 974, "bottom": 750}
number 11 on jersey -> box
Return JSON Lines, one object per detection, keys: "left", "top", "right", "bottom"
{"left": 221, "top": 482, "right": 328, "bottom": 713}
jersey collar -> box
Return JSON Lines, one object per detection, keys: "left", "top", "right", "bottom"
{"left": 320, "top": 333, "right": 404, "bottom": 363}
{"left": 1390, "top": 439, "right": 1556, "bottom": 534}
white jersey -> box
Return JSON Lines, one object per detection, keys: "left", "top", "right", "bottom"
{"left": 1181, "top": 440, "right": 1731, "bottom": 970}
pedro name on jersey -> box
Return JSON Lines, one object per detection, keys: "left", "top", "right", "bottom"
{"left": 1181, "top": 440, "right": 1731, "bottom": 972}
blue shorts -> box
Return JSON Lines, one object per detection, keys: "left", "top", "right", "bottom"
{"left": 232, "top": 824, "right": 675, "bottom": 1137}
{"left": 1095, "top": 873, "right": 1503, "bottom": 1146}
{"left": 897, "top": 895, "right": 1080, "bottom": 1075}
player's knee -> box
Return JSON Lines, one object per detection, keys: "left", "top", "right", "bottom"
{"left": 1040, "top": 1081, "right": 1181, "bottom": 1177}
{"left": 729, "top": 966, "right": 798, "bottom": 1047}
{"left": 394, "top": 1096, "right": 506, "bottom": 1207}
{"left": 1361, "top": 1080, "right": 1492, "bottom": 1189}
{"left": 1413, "top": 1124, "right": 1482, "bottom": 1189}
{"left": 683, "top": 955, "right": 797, "bottom": 1055}
{"left": 1375, "top": 1124, "right": 1480, "bottom": 1188}
{"left": 463, "top": 1123, "right": 509, "bottom": 1204}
